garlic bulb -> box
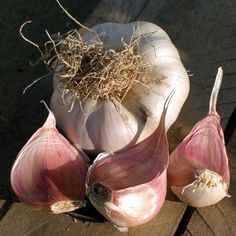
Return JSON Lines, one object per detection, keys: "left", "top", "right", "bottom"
{"left": 51, "top": 21, "right": 189, "bottom": 154}
{"left": 167, "top": 67, "right": 230, "bottom": 207}
{"left": 10, "top": 103, "right": 89, "bottom": 213}
{"left": 86, "top": 91, "right": 173, "bottom": 232}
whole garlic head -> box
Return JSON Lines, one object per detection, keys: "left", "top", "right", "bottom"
{"left": 51, "top": 21, "right": 189, "bottom": 154}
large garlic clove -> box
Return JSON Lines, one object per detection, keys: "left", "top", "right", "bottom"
{"left": 10, "top": 103, "right": 89, "bottom": 213}
{"left": 51, "top": 21, "right": 189, "bottom": 154}
{"left": 51, "top": 89, "right": 143, "bottom": 154}
{"left": 86, "top": 91, "right": 172, "bottom": 231}
{"left": 168, "top": 67, "right": 230, "bottom": 207}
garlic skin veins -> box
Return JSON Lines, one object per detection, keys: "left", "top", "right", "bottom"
{"left": 168, "top": 67, "right": 230, "bottom": 207}
{"left": 10, "top": 104, "right": 89, "bottom": 213}
{"left": 51, "top": 21, "right": 189, "bottom": 154}
{"left": 86, "top": 92, "right": 172, "bottom": 232}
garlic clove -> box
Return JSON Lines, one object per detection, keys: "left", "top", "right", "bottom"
{"left": 86, "top": 90, "right": 173, "bottom": 231}
{"left": 11, "top": 102, "right": 89, "bottom": 213}
{"left": 168, "top": 114, "right": 230, "bottom": 187}
{"left": 127, "top": 57, "right": 189, "bottom": 142}
{"left": 168, "top": 67, "right": 230, "bottom": 207}
{"left": 51, "top": 88, "right": 142, "bottom": 154}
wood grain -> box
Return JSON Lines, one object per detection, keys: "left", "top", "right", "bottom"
{"left": 80, "top": 0, "right": 149, "bottom": 31}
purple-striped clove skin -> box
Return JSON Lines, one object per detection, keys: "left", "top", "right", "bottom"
{"left": 11, "top": 103, "right": 89, "bottom": 213}
{"left": 168, "top": 67, "right": 230, "bottom": 207}
{"left": 86, "top": 91, "right": 174, "bottom": 232}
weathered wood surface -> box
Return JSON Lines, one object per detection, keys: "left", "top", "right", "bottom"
{"left": 82, "top": 0, "right": 149, "bottom": 27}
{"left": 0, "top": 199, "right": 185, "bottom": 236}
{"left": 0, "top": 0, "right": 236, "bottom": 235}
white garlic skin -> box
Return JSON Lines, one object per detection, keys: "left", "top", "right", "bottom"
{"left": 171, "top": 169, "right": 230, "bottom": 207}
{"left": 51, "top": 21, "right": 189, "bottom": 153}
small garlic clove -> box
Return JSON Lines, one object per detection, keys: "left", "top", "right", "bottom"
{"left": 86, "top": 90, "right": 174, "bottom": 231}
{"left": 11, "top": 102, "right": 89, "bottom": 213}
{"left": 168, "top": 67, "right": 230, "bottom": 207}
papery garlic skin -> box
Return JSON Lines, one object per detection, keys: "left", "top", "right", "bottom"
{"left": 168, "top": 67, "right": 230, "bottom": 207}
{"left": 51, "top": 21, "right": 189, "bottom": 154}
{"left": 10, "top": 105, "right": 88, "bottom": 213}
{"left": 86, "top": 91, "right": 172, "bottom": 231}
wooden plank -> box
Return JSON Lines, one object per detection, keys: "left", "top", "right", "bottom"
{"left": 0, "top": 198, "right": 186, "bottom": 236}
{"left": 184, "top": 210, "right": 215, "bottom": 236}
{"left": 0, "top": 203, "right": 55, "bottom": 236}
{"left": 228, "top": 129, "right": 236, "bottom": 156}
{"left": 81, "top": 0, "right": 149, "bottom": 30}
{"left": 184, "top": 229, "right": 194, "bottom": 236}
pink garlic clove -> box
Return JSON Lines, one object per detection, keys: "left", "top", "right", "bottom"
{"left": 86, "top": 91, "right": 174, "bottom": 231}
{"left": 11, "top": 102, "right": 89, "bottom": 213}
{"left": 168, "top": 67, "right": 230, "bottom": 207}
